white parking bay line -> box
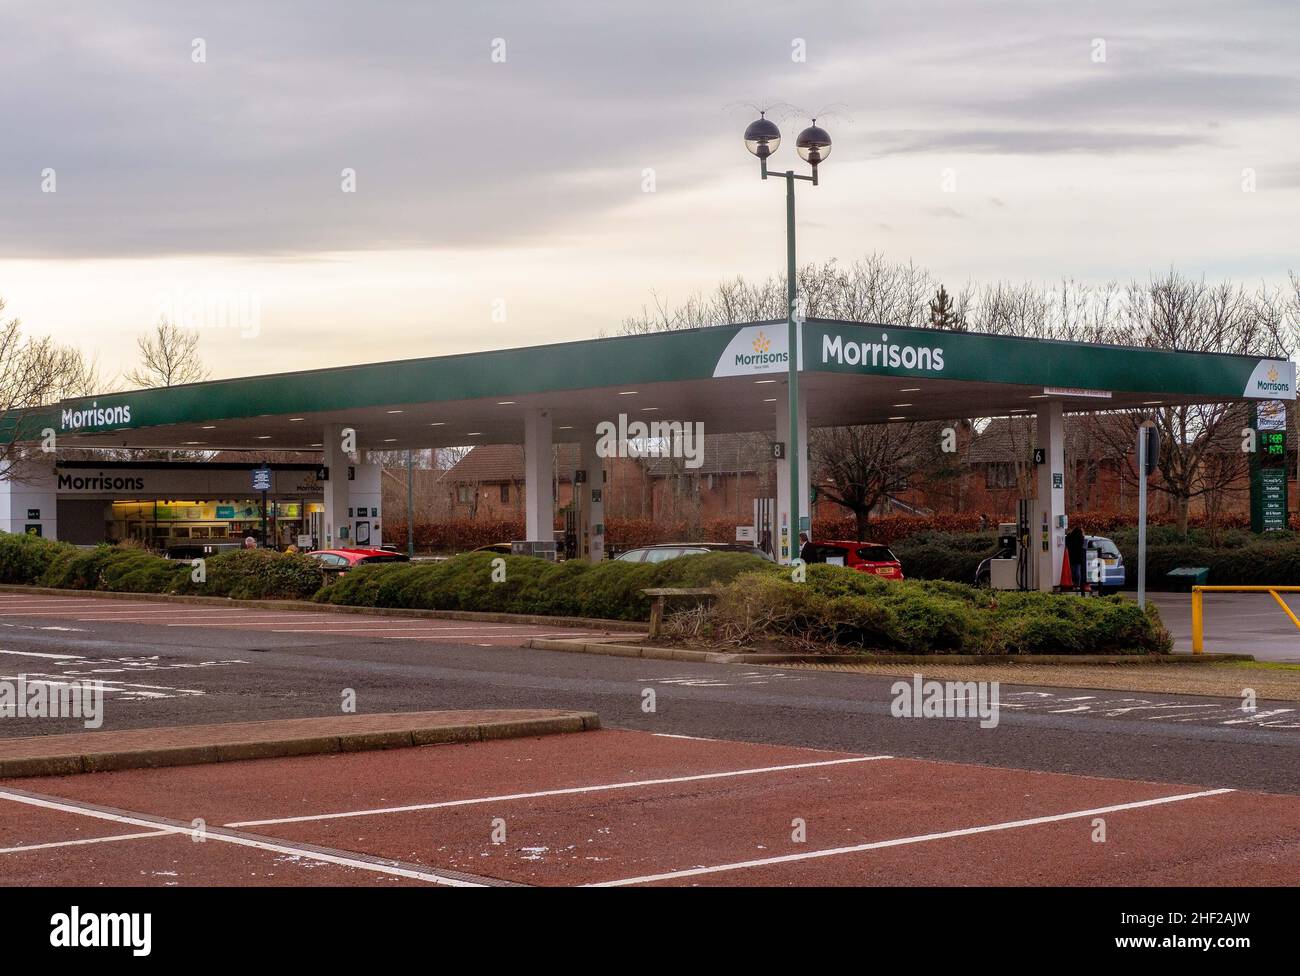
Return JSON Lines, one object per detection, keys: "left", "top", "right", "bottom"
{"left": 0, "top": 597, "right": 172, "bottom": 603}
{"left": 226, "top": 755, "right": 893, "bottom": 828}
{"left": 376, "top": 633, "right": 589, "bottom": 640}
{"left": 64, "top": 609, "right": 295, "bottom": 617}
{"left": 0, "top": 648, "right": 85, "bottom": 659}
{"left": 268, "top": 628, "right": 550, "bottom": 636}
{"left": 586, "top": 788, "right": 1236, "bottom": 887}
{"left": 109, "top": 618, "right": 320, "bottom": 627}
{"left": 0, "top": 605, "right": 157, "bottom": 614}
{"left": 0, "top": 789, "right": 483, "bottom": 887}
{"left": 0, "top": 601, "right": 139, "bottom": 607}
{"left": 0, "top": 830, "right": 171, "bottom": 854}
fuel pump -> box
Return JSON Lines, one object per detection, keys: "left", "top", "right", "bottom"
{"left": 575, "top": 468, "right": 587, "bottom": 561}
{"left": 1018, "top": 497, "right": 1033, "bottom": 591}
{"left": 990, "top": 498, "right": 1038, "bottom": 591}
{"left": 562, "top": 506, "right": 578, "bottom": 560}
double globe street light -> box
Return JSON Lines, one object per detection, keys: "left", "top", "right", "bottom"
{"left": 744, "top": 112, "right": 832, "bottom": 561}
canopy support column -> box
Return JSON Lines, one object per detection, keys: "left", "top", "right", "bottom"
{"left": 775, "top": 385, "right": 810, "bottom": 564}
{"left": 580, "top": 433, "right": 606, "bottom": 563}
{"left": 1036, "top": 401, "right": 1067, "bottom": 592}
{"left": 322, "top": 423, "right": 352, "bottom": 549}
{"left": 524, "top": 408, "right": 554, "bottom": 546}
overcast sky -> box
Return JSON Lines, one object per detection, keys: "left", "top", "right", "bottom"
{"left": 2, "top": 0, "right": 1297, "bottom": 383}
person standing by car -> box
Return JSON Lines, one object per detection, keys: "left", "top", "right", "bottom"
{"left": 1066, "top": 524, "right": 1086, "bottom": 595}
{"left": 798, "top": 532, "right": 816, "bottom": 564}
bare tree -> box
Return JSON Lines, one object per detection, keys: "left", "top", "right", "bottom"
{"left": 0, "top": 297, "right": 101, "bottom": 479}
{"left": 367, "top": 448, "right": 435, "bottom": 469}
{"left": 1081, "top": 273, "right": 1289, "bottom": 533}
{"left": 810, "top": 422, "right": 944, "bottom": 538}
{"left": 1290, "top": 271, "right": 1300, "bottom": 348}
{"left": 125, "top": 320, "right": 209, "bottom": 389}
{"left": 620, "top": 255, "right": 957, "bottom": 334}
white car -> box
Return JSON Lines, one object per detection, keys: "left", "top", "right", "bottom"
{"left": 1086, "top": 535, "right": 1126, "bottom": 592}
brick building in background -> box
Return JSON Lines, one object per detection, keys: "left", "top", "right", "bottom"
{"left": 412, "top": 417, "right": 1294, "bottom": 537}
{"left": 438, "top": 435, "right": 777, "bottom": 532}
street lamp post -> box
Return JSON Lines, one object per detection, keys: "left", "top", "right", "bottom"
{"left": 744, "top": 113, "right": 831, "bottom": 561}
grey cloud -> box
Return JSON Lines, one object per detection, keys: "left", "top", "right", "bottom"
{"left": 966, "top": 69, "right": 1300, "bottom": 126}
{"left": 872, "top": 127, "right": 1215, "bottom": 156}
{"left": 2, "top": 0, "right": 1296, "bottom": 259}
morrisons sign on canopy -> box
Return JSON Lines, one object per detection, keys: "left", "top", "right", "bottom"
{"left": 60, "top": 402, "right": 132, "bottom": 431}
{"left": 821, "top": 331, "right": 946, "bottom": 372}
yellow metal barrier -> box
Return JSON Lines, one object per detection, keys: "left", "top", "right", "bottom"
{"left": 1190, "top": 585, "right": 1300, "bottom": 654}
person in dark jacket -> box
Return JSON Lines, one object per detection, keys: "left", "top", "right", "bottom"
{"left": 1065, "top": 525, "right": 1086, "bottom": 595}
{"left": 798, "top": 532, "right": 816, "bottom": 564}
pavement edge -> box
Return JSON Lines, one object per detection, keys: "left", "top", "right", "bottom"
{"left": 0, "top": 711, "right": 601, "bottom": 779}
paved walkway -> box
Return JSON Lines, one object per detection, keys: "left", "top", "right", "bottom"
{"left": 0, "top": 710, "right": 598, "bottom": 777}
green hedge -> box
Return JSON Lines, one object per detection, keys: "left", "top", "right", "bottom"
{"left": 1111, "top": 533, "right": 1300, "bottom": 589}
{"left": 178, "top": 549, "right": 325, "bottom": 600}
{"left": 695, "top": 566, "right": 1169, "bottom": 654}
{"left": 320, "top": 551, "right": 1170, "bottom": 654}
{"left": 890, "top": 532, "right": 1001, "bottom": 584}
{"left": 316, "top": 550, "right": 770, "bottom": 620}
{"left": 0, "top": 533, "right": 72, "bottom": 585}
{"left": 888, "top": 526, "right": 1300, "bottom": 591}
{"left": 0, "top": 534, "right": 324, "bottom": 600}
{"left": 0, "top": 533, "right": 1171, "bottom": 653}
{"left": 41, "top": 545, "right": 184, "bottom": 593}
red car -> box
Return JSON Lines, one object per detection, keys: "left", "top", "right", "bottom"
{"left": 306, "top": 548, "right": 410, "bottom": 574}
{"left": 804, "top": 540, "right": 905, "bottom": 579}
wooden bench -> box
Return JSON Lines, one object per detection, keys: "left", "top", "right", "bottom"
{"left": 641, "top": 587, "right": 716, "bottom": 639}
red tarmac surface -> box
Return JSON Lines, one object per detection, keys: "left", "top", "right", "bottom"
{"left": 2, "top": 728, "right": 1298, "bottom": 887}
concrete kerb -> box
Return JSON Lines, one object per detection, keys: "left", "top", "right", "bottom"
{"left": 0, "top": 711, "right": 601, "bottom": 779}
{"left": 0, "top": 583, "right": 646, "bottom": 633}
{"left": 524, "top": 637, "right": 1254, "bottom": 667}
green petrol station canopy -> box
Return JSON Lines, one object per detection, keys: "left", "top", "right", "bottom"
{"left": 23, "top": 319, "right": 1296, "bottom": 452}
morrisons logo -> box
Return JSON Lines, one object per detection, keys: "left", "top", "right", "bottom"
{"left": 60, "top": 402, "right": 132, "bottom": 431}
{"left": 822, "top": 332, "right": 945, "bottom": 372}
{"left": 1255, "top": 365, "right": 1290, "bottom": 394}
{"left": 734, "top": 330, "right": 788, "bottom": 368}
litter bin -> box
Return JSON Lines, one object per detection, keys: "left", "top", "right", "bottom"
{"left": 1166, "top": 566, "right": 1209, "bottom": 592}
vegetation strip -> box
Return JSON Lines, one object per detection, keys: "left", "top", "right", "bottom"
{"left": 1, "top": 536, "right": 1171, "bottom": 655}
